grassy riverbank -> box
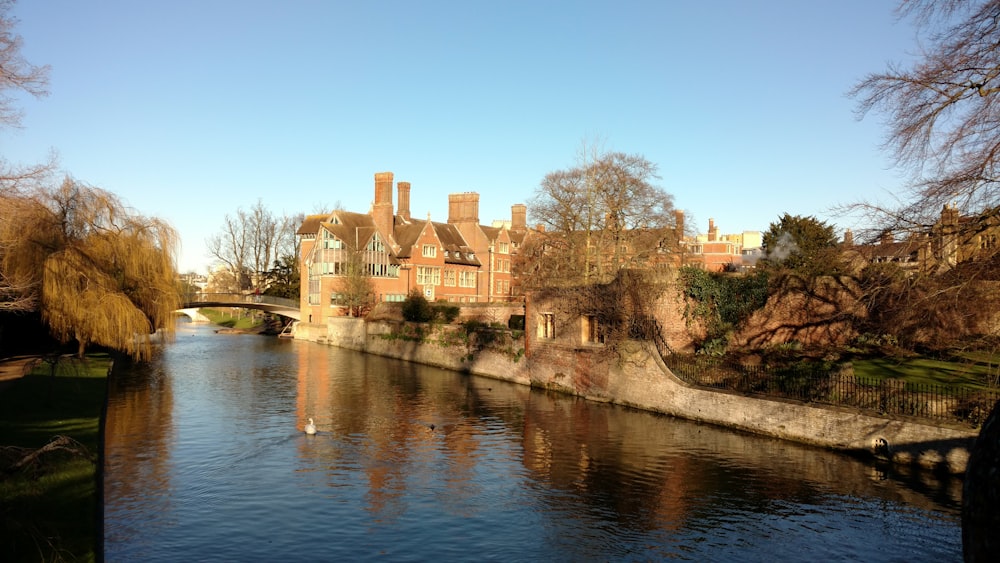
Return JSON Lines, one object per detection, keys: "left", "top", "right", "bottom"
{"left": 198, "top": 307, "right": 265, "bottom": 330}
{"left": 0, "top": 353, "right": 111, "bottom": 562}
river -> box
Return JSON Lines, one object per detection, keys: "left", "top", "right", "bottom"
{"left": 102, "top": 320, "right": 964, "bottom": 561}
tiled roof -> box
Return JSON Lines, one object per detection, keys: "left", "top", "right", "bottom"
{"left": 435, "top": 222, "right": 480, "bottom": 266}
{"left": 296, "top": 213, "right": 329, "bottom": 235}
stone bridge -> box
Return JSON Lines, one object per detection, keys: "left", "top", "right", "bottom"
{"left": 179, "top": 293, "right": 301, "bottom": 321}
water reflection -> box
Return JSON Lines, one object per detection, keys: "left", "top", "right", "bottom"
{"left": 104, "top": 322, "right": 962, "bottom": 561}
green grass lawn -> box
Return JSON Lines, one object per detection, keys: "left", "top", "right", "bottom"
{"left": 852, "top": 354, "right": 1000, "bottom": 391}
{"left": 0, "top": 353, "right": 111, "bottom": 562}
{"left": 198, "top": 307, "right": 265, "bottom": 330}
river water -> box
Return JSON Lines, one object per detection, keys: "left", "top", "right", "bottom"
{"left": 102, "top": 320, "right": 964, "bottom": 561}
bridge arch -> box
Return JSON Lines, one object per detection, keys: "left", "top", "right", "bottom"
{"left": 180, "top": 293, "right": 301, "bottom": 321}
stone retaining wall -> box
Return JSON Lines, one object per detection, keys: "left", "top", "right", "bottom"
{"left": 295, "top": 319, "right": 977, "bottom": 474}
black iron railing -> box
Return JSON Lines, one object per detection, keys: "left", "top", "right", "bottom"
{"left": 661, "top": 354, "right": 1000, "bottom": 427}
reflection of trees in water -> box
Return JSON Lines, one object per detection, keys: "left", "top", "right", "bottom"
{"left": 516, "top": 390, "right": 961, "bottom": 533}
{"left": 292, "top": 345, "right": 960, "bottom": 532}
{"left": 104, "top": 360, "right": 175, "bottom": 518}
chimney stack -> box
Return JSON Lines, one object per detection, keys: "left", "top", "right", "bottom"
{"left": 397, "top": 181, "right": 411, "bottom": 221}
{"left": 511, "top": 203, "right": 527, "bottom": 231}
{"left": 448, "top": 192, "right": 480, "bottom": 224}
{"left": 708, "top": 218, "right": 718, "bottom": 242}
{"left": 373, "top": 171, "right": 394, "bottom": 240}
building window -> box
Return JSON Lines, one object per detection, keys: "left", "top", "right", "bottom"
{"left": 539, "top": 313, "right": 556, "bottom": 339}
{"left": 422, "top": 244, "right": 437, "bottom": 258}
{"left": 443, "top": 269, "right": 456, "bottom": 286}
{"left": 582, "top": 315, "right": 604, "bottom": 345}
{"left": 459, "top": 271, "right": 476, "bottom": 288}
{"left": 497, "top": 242, "right": 509, "bottom": 254}
{"left": 417, "top": 266, "right": 441, "bottom": 285}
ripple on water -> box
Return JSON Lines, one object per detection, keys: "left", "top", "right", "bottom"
{"left": 104, "top": 324, "right": 964, "bottom": 562}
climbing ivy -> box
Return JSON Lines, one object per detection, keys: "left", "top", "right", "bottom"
{"left": 679, "top": 267, "right": 769, "bottom": 346}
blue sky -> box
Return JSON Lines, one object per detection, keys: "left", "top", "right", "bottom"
{"left": 5, "top": 1, "right": 917, "bottom": 273}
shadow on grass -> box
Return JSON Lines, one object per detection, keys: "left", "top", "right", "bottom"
{"left": 0, "top": 355, "right": 110, "bottom": 562}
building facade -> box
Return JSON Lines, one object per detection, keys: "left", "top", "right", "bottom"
{"left": 682, "top": 217, "right": 762, "bottom": 272}
{"left": 297, "top": 172, "right": 527, "bottom": 324}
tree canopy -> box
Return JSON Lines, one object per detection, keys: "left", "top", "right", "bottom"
{"left": 521, "top": 147, "right": 678, "bottom": 287}
{"left": 851, "top": 0, "right": 1000, "bottom": 238}
{"left": 1, "top": 179, "right": 181, "bottom": 359}
{"left": 207, "top": 200, "right": 300, "bottom": 293}
{"left": 758, "top": 213, "right": 844, "bottom": 276}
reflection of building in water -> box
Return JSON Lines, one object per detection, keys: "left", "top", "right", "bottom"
{"left": 296, "top": 344, "right": 332, "bottom": 434}
{"left": 294, "top": 355, "right": 502, "bottom": 518}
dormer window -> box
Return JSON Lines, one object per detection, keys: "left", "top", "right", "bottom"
{"left": 422, "top": 244, "right": 437, "bottom": 258}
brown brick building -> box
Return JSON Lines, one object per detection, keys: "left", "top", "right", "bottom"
{"left": 297, "top": 172, "right": 527, "bottom": 324}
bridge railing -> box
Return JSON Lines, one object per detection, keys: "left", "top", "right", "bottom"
{"left": 184, "top": 292, "right": 299, "bottom": 310}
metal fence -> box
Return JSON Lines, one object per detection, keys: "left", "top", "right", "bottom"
{"left": 662, "top": 354, "right": 1000, "bottom": 427}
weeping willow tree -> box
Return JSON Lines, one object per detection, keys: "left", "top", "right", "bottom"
{"left": 2, "top": 178, "right": 181, "bottom": 359}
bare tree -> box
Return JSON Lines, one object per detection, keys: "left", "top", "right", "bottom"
{"left": 207, "top": 200, "right": 298, "bottom": 293}
{"left": 524, "top": 146, "right": 677, "bottom": 287}
{"left": 0, "top": 0, "right": 54, "bottom": 311}
{"left": 335, "top": 250, "right": 375, "bottom": 317}
{"left": 0, "top": 0, "right": 48, "bottom": 131}
{"left": 206, "top": 208, "right": 251, "bottom": 292}
{"left": 846, "top": 1, "right": 1000, "bottom": 349}
{"left": 851, "top": 0, "right": 1000, "bottom": 237}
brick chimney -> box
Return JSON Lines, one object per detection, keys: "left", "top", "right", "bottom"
{"left": 448, "top": 192, "right": 479, "bottom": 224}
{"left": 397, "top": 181, "right": 411, "bottom": 221}
{"left": 511, "top": 203, "right": 526, "bottom": 231}
{"left": 373, "top": 172, "right": 394, "bottom": 241}
{"left": 708, "top": 218, "right": 718, "bottom": 242}
{"left": 675, "top": 210, "right": 685, "bottom": 240}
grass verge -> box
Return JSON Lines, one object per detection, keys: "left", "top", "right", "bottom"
{"left": 198, "top": 307, "right": 265, "bottom": 330}
{"left": 0, "top": 353, "right": 111, "bottom": 562}
{"left": 852, "top": 355, "right": 1000, "bottom": 391}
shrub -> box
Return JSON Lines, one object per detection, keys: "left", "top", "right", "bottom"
{"left": 433, "top": 304, "right": 461, "bottom": 323}
{"left": 401, "top": 290, "right": 434, "bottom": 323}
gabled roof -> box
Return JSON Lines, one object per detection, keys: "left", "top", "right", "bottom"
{"left": 435, "top": 222, "right": 480, "bottom": 266}
{"left": 394, "top": 219, "right": 480, "bottom": 266}
{"left": 313, "top": 211, "right": 399, "bottom": 265}
{"left": 481, "top": 225, "right": 502, "bottom": 242}
{"left": 393, "top": 221, "right": 426, "bottom": 259}
{"left": 297, "top": 213, "right": 329, "bottom": 236}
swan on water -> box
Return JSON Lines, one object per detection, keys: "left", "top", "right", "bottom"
{"left": 304, "top": 418, "right": 317, "bottom": 435}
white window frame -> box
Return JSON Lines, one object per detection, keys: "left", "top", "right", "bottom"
{"left": 459, "top": 271, "right": 476, "bottom": 288}
{"left": 417, "top": 266, "right": 441, "bottom": 285}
